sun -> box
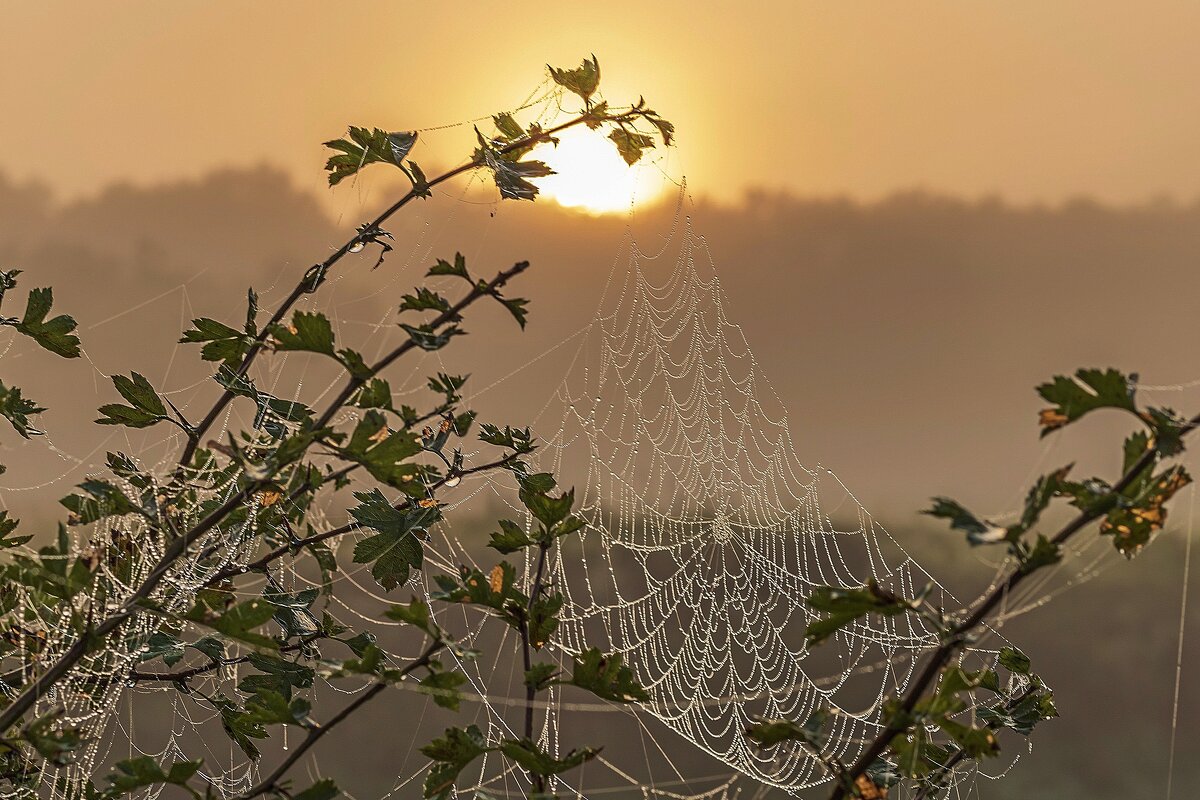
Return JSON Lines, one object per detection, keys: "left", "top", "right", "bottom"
{"left": 529, "top": 126, "right": 665, "bottom": 214}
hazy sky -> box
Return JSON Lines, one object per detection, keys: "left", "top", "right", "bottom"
{"left": 6, "top": 1, "right": 1200, "bottom": 205}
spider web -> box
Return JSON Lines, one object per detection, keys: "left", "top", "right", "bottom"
{"left": 0, "top": 93, "right": 1053, "bottom": 800}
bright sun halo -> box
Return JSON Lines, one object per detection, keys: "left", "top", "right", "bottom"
{"left": 530, "top": 127, "right": 663, "bottom": 214}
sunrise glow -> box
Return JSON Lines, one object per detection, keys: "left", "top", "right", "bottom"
{"left": 530, "top": 126, "right": 665, "bottom": 214}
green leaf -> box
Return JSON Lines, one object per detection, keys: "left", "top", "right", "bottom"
{"left": 294, "top": 779, "right": 340, "bottom": 800}
{"left": 140, "top": 632, "right": 185, "bottom": 667}
{"left": 569, "top": 648, "right": 649, "bottom": 703}
{"left": 488, "top": 519, "right": 533, "bottom": 554}
{"left": 499, "top": 739, "right": 598, "bottom": 776}
{"left": 0, "top": 381, "right": 45, "bottom": 438}
{"left": 271, "top": 311, "right": 336, "bottom": 357}
{"left": 61, "top": 479, "right": 139, "bottom": 525}
{"left": 242, "top": 688, "right": 312, "bottom": 726}
{"left": 804, "top": 580, "right": 914, "bottom": 646}
{"left": 237, "top": 653, "right": 315, "bottom": 699}
{"left": 385, "top": 597, "right": 440, "bottom": 637}
{"left": 936, "top": 718, "right": 999, "bottom": 759}
{"left": 891, "top": 727, "right": 933, "bottom": 778}
{"left": 349, "top": 489, "right": 440, "bottom": 590}
{"left": 420, "top": 667, "right": 467, "bottom": 710}
{"left": 479, "top": 423, "right": 534, "bottom": 452}
{"left": 106, "top": 756, "right": 203, "bottom": 796}
{"left": 1017, "top": 534, "right": 1062, "bottom": 573}
{"left": 1100, "top": 464, "right": 1191, "bottom": 556}
{"left": 22, "top": 712, "right": 87, "bottom": 766}
{"left": 12, "top": 287, "right": 80, "bottom": 358}
{"left": 528, "top": 592, "right": 563, "bottom": 650}
{"left": 924, "top": 497, "right": 1004, "bottom": 545}
{"left": 496, "top": 294, "right": 529, "bottom": 329}
{"left": 521, "top": 487, "right": 575, "bottom": 529}
{"left": 0, "top": 511, "right": 32, "bottom": 549}
{"left": 480, "top": 147, "right": 554, "bottom": 201}
{"left": 745, "top": 709, "right": 829, "bottom": 749}
{"left": 96, "top": 372, "right": 168, "bottom": 429}
{"left": 400, "top": 323, "right": 463, "bottom": 352}
{"left": 0, "top": 269, "right": 20, "bottom": 307}
{"left": 1009, "top": 467, "right": 1072, "bottom": 541}
{"left": 245, "top": 287, "right": 259, "bottom": 335}
{"left": 337, "top": 411, "right": 422, "bottom": 486}
{"left": 420, "top": 725, "right": 490, "bottom": 800}
{"left": 998, "top": 646, "right": 1031, "bottom": 675}
{"left": 548, "top": 55, "right": 601, "bottom": 103}
{"left": 609, "top": 128, "right": 655, "bottom": 166}
{"left": 324, "top": 127, "right": 418, "bottom": 186}
{"left": 181, "top": 317, "right": 251, "bottom": 366}
{"left": 979, "top": 688, "right": 1058, "bottom": 735}
{"left": 352, "top": 378, "right": 395, "bottom": 412}
{"left": 1037, "top": 368, "right": 1137, "bottom": 436}
{"left": 400, "top": 287, "right": 452, "bottom": 315}
{"left": 428, "top": 252, "right": 471, "bottom": 281}
{"left": 184, "top": 598, "right": 278, "bottom": 649}
{"left": 524, "top": 663, "right": 559, "bottom": 692}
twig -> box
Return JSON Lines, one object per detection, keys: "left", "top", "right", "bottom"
{"left": 232, "top": 640, "right": 444, "bottom": 800}
{"left": 176, "top": 107, "right": 634, "bottom": 467}
{"left": 829, "top": 412, "right": 1200, "bottom": 799}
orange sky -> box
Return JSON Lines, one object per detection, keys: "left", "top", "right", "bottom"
{"left": 5, "top": 1, "right": 1200, "bottom": 205}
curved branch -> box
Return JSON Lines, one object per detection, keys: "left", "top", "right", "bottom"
{"left": 232, "top": 640, "right": 443, "bottom": 800}
{"left": 830, "top": 412, "right": 1200, "bottom": 799}
{"left": 177, "top": 106, "right": 632, "bottom": 466}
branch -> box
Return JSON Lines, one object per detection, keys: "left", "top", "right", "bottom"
{"left": 520, "top": 540, "right": 552, "bottom": 794}
{"left": 127, "top": 632, "right": 326, "bottom": 686}
{"left": 0, "top": 481, "right": 258, "bottom": 734}
{"left": 232, "top": 640, "right": 444, "bottom": 800}
{"left": 830, "top": 412, "right": 1200, "bottom": 799}
{"left": 311, "top": 259, "right": 530, "bottom": 432}
{"left": 176, "top": 106, "right": 630, "bottom": 467}
{"left": 205, "top": 450, "right": 525, "bottom": 586}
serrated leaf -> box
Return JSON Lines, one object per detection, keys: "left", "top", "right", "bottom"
{"left": 271, "top": 311, "right": 336, "bottom": 357}
{"left": 106, "top": 756, "right": 203, "bottom": 795}
{"left": 609, "top": 128, "right": 655, "bottom": 166}
{"left": 746, "top": 709, "right": 829, "bottom": 749}
{"left": 61, "top": 480, "right": 139, "bottom": 525}
{"left": 499, "top": 738, "right": 598, "bottom": 776}
{"left": 11, "top": 287, "right": 80, "bottom": 358}
{"left": 998, "top": 646, "right": 1031, "bottom": 675}
{"left": 400, "top": 323, "right": 463, "bottom": 352}
{"left": 400, "top": 287, "right": 452, "bottom": 315}
{"left": 805, "top": 580, "right": 913, "bottom": 646}
{"left": 488, "top": 519, "right": 533, "bottom": 554}
{"left": 420, "top": 725, "right": 489, "bottom": 800}
{"left": 181, "top": 317, "right": 250, "bottom": 366}
{"left": 548, "top": 55, "right": 601, "bottom": 103}
{"left": 428, "top": 252, "right": 470, "bottom": 281}
{"left": 421, "top": 668, "right": 466, "bottom": 710}
{"left": 349, "top": 489, "right": 440, "bottom": 591}
{"left": 0, "top": 381, "right": 45, "bottom": 438}
{"left": 1037, "top": 368, "right": 1138, "bottom": 436}
{"left": 324, "top": 127, "right": 418, "bottom": 186}
{"left": 294, "top": 779, "right": 340, "bottom": 800}
{"left": 569, "top": 648, "right": 649, "bottom": 703}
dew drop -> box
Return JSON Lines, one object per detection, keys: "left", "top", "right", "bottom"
{"left": 349, "top": 241, "right": 365, "bottom": 254}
